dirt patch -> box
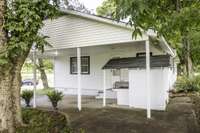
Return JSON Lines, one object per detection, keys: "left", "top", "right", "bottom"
{"left": 58, "top": 96, "right": 199, "bottom": 133}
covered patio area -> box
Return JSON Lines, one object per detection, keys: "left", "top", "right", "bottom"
{"left": 30, "top": 37, "right": 175, "bottom": 119}
{"left": 23, "top": 94, "right": 118, "bottom": 109}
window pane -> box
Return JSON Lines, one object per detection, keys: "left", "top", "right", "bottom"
{"left": 72, "top": 65, "right": 77, "bottom": 73}
{"left": 81, "top": 57, "right": 89, "bottom": 74}
{"left": 81, "top": 66, "right": 88, "bottom": 73}
{"left": 81, "top": 57, "right": 88, "bottom": 65}
{"left": 70, "top": 56, "right": 90, "bottom": 74}
{"left": 71, "top": 57, "right": 77, "bottom": 74}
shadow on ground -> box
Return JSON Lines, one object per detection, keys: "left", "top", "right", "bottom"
{"left": 64, "top": 97, "right": 199, "bottom": 133}
{"left": 38, "top": 96, "right": 200, "bottom": 133}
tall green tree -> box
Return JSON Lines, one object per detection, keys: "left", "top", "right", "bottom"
{"left": 34, "top": 58, "right": 53, "bottom": 89}
{"left": 96, "top": 0, "right": 116, "bottom": 17}
{"left": 97, "top": 0, "right": 200, "bottom": 76}
{"left": 67, "top": 0, "right": 91, "bottom": 13}
{"left": 0, "top": 0, "right": 61, "bottom": 132}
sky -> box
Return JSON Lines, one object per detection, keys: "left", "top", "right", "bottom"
{"left": 79, "top": 0, "right": 104, "bottom": 11}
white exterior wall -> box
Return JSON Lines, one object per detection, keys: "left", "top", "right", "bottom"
{"left": 54, "top": 43, "right": 163, "bottom": 95}
{"left": 169, "top": 65, "right": 177, "bottom": 90}
{"left": 41, "top": 16, "right": 145, "bottom": 49}
{"left": 129, "top": 68, "right": 170, "bottom": 110}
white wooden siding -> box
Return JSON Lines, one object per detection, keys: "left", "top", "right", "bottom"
{"left": 129, "top": 68, "right": 169, "bottom": 110}
{"left": 41, "top": 15, "right": 145, "bottom": 50}
{"left": 54, "top": 42, "right": 163, "bottom": 92}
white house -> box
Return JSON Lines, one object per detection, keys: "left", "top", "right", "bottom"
{"left": 36, "top": 9, "right": 177, "bottom": 118}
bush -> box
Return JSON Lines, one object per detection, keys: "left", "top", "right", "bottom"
{"left": 175, "top": 75, "right": 200, "bottom": 93}
{"left": 16, "top": 108, "right": 72, "bottom": 133}
{"left": 47, "top": 90, "right": 64, "bottom": 110}
{"left": 21, "top": 90, "right": 34, "bottom": 107}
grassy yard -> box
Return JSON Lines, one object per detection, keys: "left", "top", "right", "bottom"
{"left": 36, "top": 88, "right": 53, "bottom": 95}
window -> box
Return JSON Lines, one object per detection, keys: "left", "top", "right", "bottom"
{"left": 70, "top": 56, "right": 90, "bottom": 74}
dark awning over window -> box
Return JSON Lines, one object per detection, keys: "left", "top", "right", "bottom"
{"left": 102, "top": 55, "right": 171, "bottom": 69}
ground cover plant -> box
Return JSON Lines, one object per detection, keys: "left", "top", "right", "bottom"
{"left": 21, "top": 90, "right": 34, "bottom": 107}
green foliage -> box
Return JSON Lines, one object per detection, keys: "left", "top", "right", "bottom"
{"left": 175, "top": 75, "right": 200, "bottom": 93}
{"left": 47, "top": 90, "right": 64, "bottom": 110}
{"left": 190, "top": 31, "right": 200, "bottom": 66}
{"left": 96, "top": 0, "right": 116, "bottom": 18}
{"left": 16, "top": 108, "right": 72, "bottom": 133}
{"left": 22, "top": 58, "right": 53, "bottom": 73}
{"left": 21, "top": 90, "right": 34, "bottom": 107}
{"left": 36, "top": 87, "right": 54, "bottom": 95}
{"left": 43, "top": 59, "right": 53, "bottom": 70}
{"left": 114, "top": 0, "right": 200, "bottom": 40}
{"left": 67, "top": 0, "right": 91, "bottom": 14}
{"left": 1, "top": 0, "right": 59, "bottom": 64}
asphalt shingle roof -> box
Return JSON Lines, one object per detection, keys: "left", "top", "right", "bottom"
{"left": 102, "top": 55, "right": 171, "bottom": 69}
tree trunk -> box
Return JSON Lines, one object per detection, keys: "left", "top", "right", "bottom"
{"left": 0, "top": 66, "right": 15, "bottom": 133}
{"left": 183, "top": 36, "right": 193, "bottom": 77}
{"left": 0, "top": 57, "right": 26, "bottom": 133}
{"left": 0, "top": 0, "right": 30, "bottom": 128}
{"left": 38, "top": 58, "right": 49, "bottom": 89}
{"left": 11, "top": 59, "right": 25, "bottom": 127}
{"left": 0, "top": 0, "right": 16, "bottom": 132}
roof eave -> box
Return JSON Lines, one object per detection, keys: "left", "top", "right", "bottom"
{"left": 160, "top": 36, "right": 176, "bottom": 57}
{"left": 147, "top": 30, "right": 176, "bottom": 57}
{"left": 60, "top": 9, "right": 134, "bottom": 30}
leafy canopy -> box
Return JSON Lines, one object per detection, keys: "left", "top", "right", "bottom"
{"left": 0, "top": 0, "right": 60, "bottom": 64}
{"left": 96, "top": 0, "right": 116, "bottom": 18}
{"left": 114, "top": 0, "right": 200, "bottom": 42}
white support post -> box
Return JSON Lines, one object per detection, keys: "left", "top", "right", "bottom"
{"left": 33, "top": 48, "right": 37, "bottom": 108}
{"left": 77, "top": 47, "right": 82, "bottom": 111}
{"left": 103, "top": 70, "right": 106, "bottom": 107}
{"left": 146, "top": 37, "right": 151, "bottom": 119}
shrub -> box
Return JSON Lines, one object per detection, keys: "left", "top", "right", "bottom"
{"left": 175, "top": 75, "right": 200, "bottom": 93}
{"left": 21, "top": 90, "right": 34, "bottom": 107}
{"left": 16, "top": 108, "right": 72, "bottom": 133}
{"left": 47, "top": 90, "right": 64, "bottom": 110}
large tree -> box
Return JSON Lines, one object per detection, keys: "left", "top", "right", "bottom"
{"left": 0, "top": 0, "right": 62, "bottom": 132}
{"left": 97, "top": 0, "right": 200, "bottom": 76}
{"left": 28, "top": 58, "right": 53, "bottom": 89}
{"left": 67, "top": 0, "right": 91, "bottom": 13}
{"left": 96, "top": 0, "right": 116, "bottom": 18}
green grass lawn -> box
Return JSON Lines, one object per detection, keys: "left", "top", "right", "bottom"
{"left": 36, "top": 88, "right": 54, "bottom": 95}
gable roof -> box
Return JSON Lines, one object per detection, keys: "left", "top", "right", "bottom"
{"left": 60, "top": 9, "right": 133, "bottom": 30}
{"left": 60, "top": 9, "right": 175, "bottom": 57}
{"left": 42, "top": 15, "right": 139, "bottom": 49}
{"left": 102, "top": 55, "right": 171, "bottom": 69}
{"left": 40, "top": 9, "right": 175, "bottom": 57}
